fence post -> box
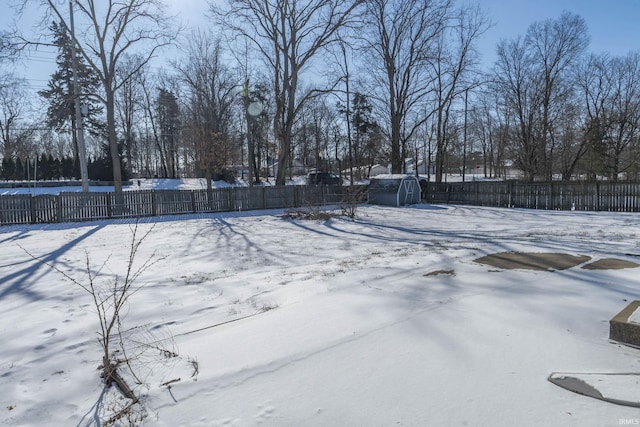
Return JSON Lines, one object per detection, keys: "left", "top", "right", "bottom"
{"left": 152, "top": 191, "right": 158, "bottom": 216}
{"left": 263, "top": 187, "right": 267, "bottom": 210}
{"left": 30, "top": 195, "right": 37, "bottom": 224}
{"left": 106, "top": 193, "right": 112, "bottom": 218}
{"left": 190, "top": 190, "right": 196, "bottom": 213}
{"left": 205, "top": 189, "right": 211, "bottom": 212}
{"left": 55, "top": 193, "right": 62, "bottom": 223}
{"left": 229, "top": 187, "right": 237, "bottom": 212}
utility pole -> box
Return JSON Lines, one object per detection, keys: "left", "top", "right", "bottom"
{"left": 243, "top": 79, "right": 253, "bottom": 186}
{"left": 462, "top": 88, "right": 468, "bottom": 183}
{"left": 70, "top": 0, "right": 89, "bottom": 192}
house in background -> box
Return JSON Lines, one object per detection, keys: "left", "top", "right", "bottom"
{"left": 369, "top": 159, "right": 435, "bottom": 178}
{"left": 271, "top": 158, "right": 307, "bottom": 179}
{"left": 405, "top": 158, "right": 434, "bottom": 175}
{"left": 368, "top": 164, "right": 390, "bottom": 177}
{"left": 503, "top": 160, "right": 524, "bottom": 180}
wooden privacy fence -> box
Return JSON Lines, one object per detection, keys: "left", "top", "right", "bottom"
{"left": 0, "top": 185, "right": 367, "bottom": 226}
{"left": 4, "top": 181, "right": 638, "bottom": 225}
{"left": 424, "top": 181, "right": 640, "bottom": 212}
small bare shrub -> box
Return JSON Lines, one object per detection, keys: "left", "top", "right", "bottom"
{"left": 22, "top": 222, "right": 166, "bottom": 424}
{"left": 281, "top": 207, "right": 334, "bottom": 221}
{"left": 340, "top": 185, "right": 368, "bottom": 219}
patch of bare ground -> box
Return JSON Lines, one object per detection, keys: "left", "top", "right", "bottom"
{"left": 475, "top": 252, "right": 640, "bottom": 271}
{"left": 475, "top": 252, "right": 590, "bottom": 271}
{"left": 424, "top": 269, "right": 456, "bottom": 277}
{"left": 582, "top": 258, "right": 640, "bottom": 270}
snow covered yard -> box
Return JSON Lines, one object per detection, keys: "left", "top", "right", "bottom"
{"left": 1, "top": 204, "right": 640, "bottom": 426}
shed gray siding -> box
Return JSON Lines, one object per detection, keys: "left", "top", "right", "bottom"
{"left": 368, "top": 175, "right": 421, "bottom": 206}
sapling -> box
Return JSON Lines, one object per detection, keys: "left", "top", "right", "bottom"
{"left": 21, "top": 222, "right": 163, "bottom": 407}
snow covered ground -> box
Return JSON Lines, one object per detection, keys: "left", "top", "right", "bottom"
{"left": 1, "top": 203, "right": 640, "bottom": 426}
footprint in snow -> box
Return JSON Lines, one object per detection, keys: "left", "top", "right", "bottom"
{"left": 255, "top": 403, "right": 276, "bottom": 424}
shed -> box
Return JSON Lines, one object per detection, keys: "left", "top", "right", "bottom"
{"left": 368, "top": 174, "right": 421, "bottom": 206}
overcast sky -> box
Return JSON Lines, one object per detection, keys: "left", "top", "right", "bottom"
{"left": 2, "top": 0, "right": 639, "bottom": 94}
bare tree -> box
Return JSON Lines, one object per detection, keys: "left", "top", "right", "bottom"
{"left": 330, "top": 36, "right": 355, "bottom": 183}
{"left": 115, "top": 55, "right": 145, "bottom": 177}
{"left": 605, "top": 53, "right": 640, "bottom": 180}
{"left": 430, "top": 4, "right": 490, "bottom": 181}
{"left": 24, "top": 0, "right": 179, "bottom": 193}
{"left": 528, "top": 12, "right": 589, "bottom": 180}
{"left": 0, "top": 75, "right": 35, "bottom": 160}
{"left": 0, "top": 27, "right": 21, "bottom": 63}
{"left": 494, "top": 37, "right": 539, "bottom": 181}
{"left": 138, "top": 69, "right": 169, "bottom": 178}
{"left": 212, "top": 0, "right": 363, "bottom": 185}
{"left": 469, "top": 88, "right": 506, "bottom": 178}
{"left": 552, "top": 99, "right": 586, "bottom": 180}
{"left": 175, "top": 30, "right": 237, "bottom": 189}
{"left": 495, "top": 12, "right": 588, "bottom": 181}
{"left": 576, "top": 53, "right": 613, "bottom": 179}
{"left": 577, "top": 52, "right": 640, "bottom": 181}
{"left": 296, "top": 96, "right": 337, "bottom": 174}
{"left": 362, "top": 0, "right": 451, "bottom": 174}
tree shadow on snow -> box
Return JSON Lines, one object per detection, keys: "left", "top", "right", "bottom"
{"left": 0, "top": 223, "right": 106, "bottom": 301}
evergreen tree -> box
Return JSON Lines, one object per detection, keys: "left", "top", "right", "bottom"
{"left": 88, "top": 143, "right": 129, "bottom": 182}
{"left": 39, "top": 153, "right": 51, "bottom": 180}
{"left": 49, "top": 154, "right": 61, "bottom": 180}
{"left": 61, "top": 156, "right": 74, "bottom": 179}
{"left": 86, "top": 157, "right": 94, "bottom": 180}
{"left": 38, "top": 21, "right": 104, "bottom": 176}
{"left": 351, "top": 93, "right": 381, "bottom": 176}
{"left": 14, "top": 157, "right": 24, "bottom": 180}
{"left": 337, "top": 93, "right": 380, "bottom": 178}
{"left": 1, "top": 157, "right": 15, "bottom": 180}
{"left": 89, "top": 154, "right": 110, "bottom": 181}
{"left": 25, "top": 158, "right": 36, "bottom": 181}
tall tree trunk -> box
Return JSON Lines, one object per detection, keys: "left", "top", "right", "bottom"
{"left": 390, "top": 114, "right": 402, "bottom": 173}
{"left": 276, "top": 135, "right": 289, "bottom": 185}
{"left": 106, "top": 88, "right": 123, "bottom": 193}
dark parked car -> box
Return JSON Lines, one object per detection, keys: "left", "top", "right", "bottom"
{"left": 306, "top": 172, "right": 342, "bottom": 185}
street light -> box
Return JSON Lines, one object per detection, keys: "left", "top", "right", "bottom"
{"left": 243, "top": 79, "right": 263, "bottom": 186}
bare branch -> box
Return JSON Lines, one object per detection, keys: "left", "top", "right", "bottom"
{"left": 212, "top": 0, "right": 363, "bottom": 185}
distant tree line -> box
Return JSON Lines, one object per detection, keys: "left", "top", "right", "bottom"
{"left": 2, "top": 1, "right": 640, "bottom": 188}
{"left": 0, "top": 145, "right": 128, "bottom": 182}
